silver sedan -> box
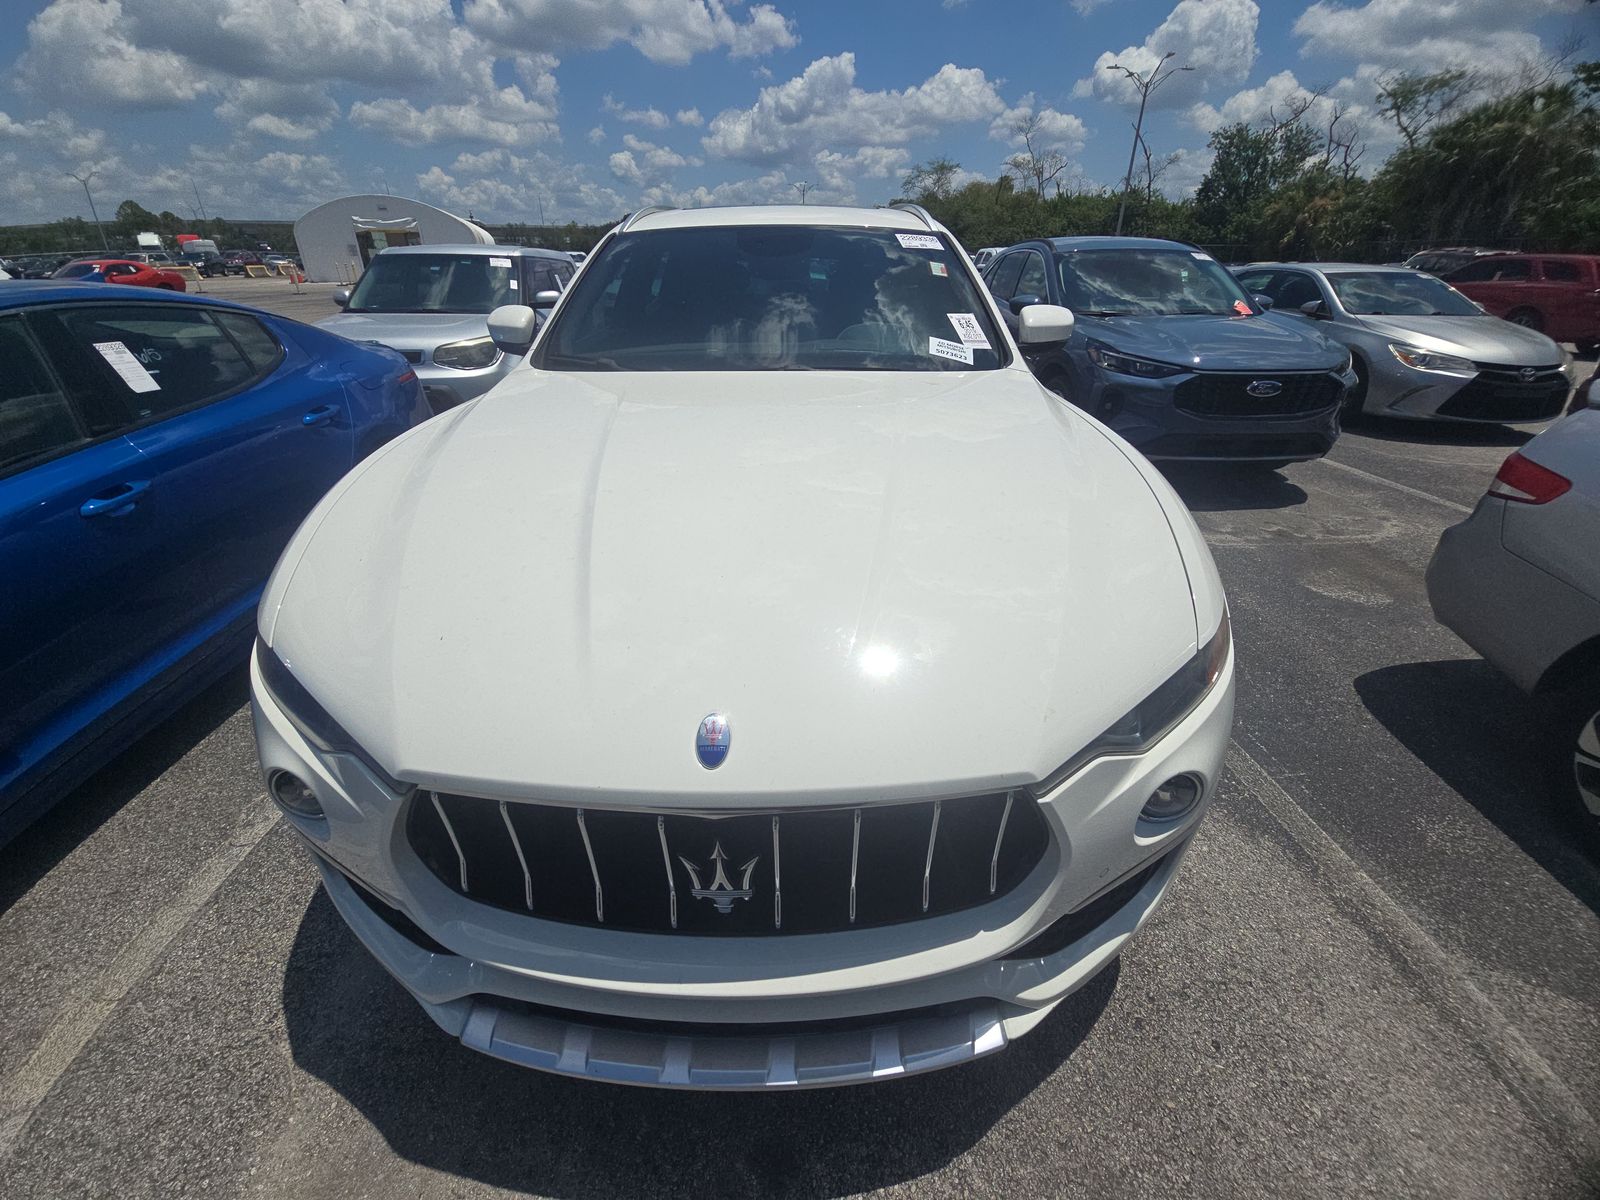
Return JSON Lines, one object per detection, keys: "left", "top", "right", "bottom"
{"left": 1234, "top": 263, "right": 1570, "bottom": 424}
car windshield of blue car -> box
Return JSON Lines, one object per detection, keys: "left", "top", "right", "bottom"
{"left": 345, "top": 254, "right": 518, "bottom": 314}
{"left": 1327, "top": 271, "right": 1481, "bottom": 316}
{"left": 1056, "top": 249, "right": 1254, "bottom": 317}
{"left": 533, "top": 226, "right": 1006, "bottom": 372}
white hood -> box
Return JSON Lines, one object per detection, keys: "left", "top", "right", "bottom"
{"left": 263, "top": 368, "right": 1200, "bottom": 806}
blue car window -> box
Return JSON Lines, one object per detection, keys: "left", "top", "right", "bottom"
{"left": 0, "top": 316, "right": 86, "bottom": 475}
{"left": 988, "top": 253, "right": 1025, "bottom": 300}
{"left": 48, "top": 305, "right": 261, "bottom": 425}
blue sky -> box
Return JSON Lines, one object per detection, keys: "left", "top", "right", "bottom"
{"left": 0, "top": 1, "right": 1590, "bottom": 226}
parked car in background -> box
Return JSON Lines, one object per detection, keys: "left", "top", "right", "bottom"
{"left": 970, "top": 247, "right": 1004, "bottom": 269}
{"left": 1569, "top": 364, "right": 1598, "bottom": 416}
{"left": 123, "top": 251, "right": 178, "bottom": 267}
{"left": 1234, "top": 263, "right": 1569, "bottom": 424}
{"left": 1428, "top": 409, "right": 1600, "bottom": 844}
{"left": 178, "top": 250, "right": 228, "bottom": 278}
{"left": 567, "top": 250, "right": 587, "bottom": 264}
{"left": 18, "top": 254, "right": 77, "bottom": 279}
{"left": 52, "top": 258, "right": 188, "bottom": 291}
{"left": 0, "top": 281, "right": 427, "bottom": 844}
{"left": 319, "top": 244, "right": 575, "bottom": 412}
{"left": 252, "top": 203, "right": 1234, "bottom": 1087}
{"left": 1446, "top": 254, "right": 1600, "bottom": 352}
{"left": 222, "top": 250, "right": 263, "bottom": 274}
{"left": 1403, "top": 247, "right": 1504, "bottom": 277}
{"left": 986, "top": 237, "right": 1354, "bottom": 465}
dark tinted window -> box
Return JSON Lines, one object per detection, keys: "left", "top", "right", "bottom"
{"left": 988, "top": 253, "right": 1026, "bottom": 299}
{"left": 1057, "top": 248, "right": 1253, "bottom": 316}
{"left": 535, "top": 225, "right": 1004, "bottom": 372}
{"left": 1542, "top": 260, "right": 1581, "bottom": 282}
{"left": 1271, "top": 273, "right": 1324, "bottom": 310}
{"left": 1451, "top": 257, "right": 1530, "bottom": 282}
{"left": 346, "top": 253, "right": 518, "bottom": 314}
{"left": 54, "top": 262, "right": 97, "bottom": 279}
{"left": 48, "top": 305, "right": 261, "bottom": 423}
{"left": 0, "top": 316, "right": 86, "bottom": 474}
{"left": 213, "top": 312, "right": 285, "bottom": 373}
{"left": 1234, "top": 271, "right": 1276, "bottom": 294}
{"left": 1016, "top": 252, "right": 1049, "bottom": 299}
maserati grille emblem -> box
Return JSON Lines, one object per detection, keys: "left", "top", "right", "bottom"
{"left": 679, "top": 841, "right": 758, "bottom": 913}
{"left": 1246, "top": 379, "right": 1283, "bottom": 398}
{"left": 1520, "top": 367, "right": 1537, "bottom": 382}
{"left": 696, "top": 712, "right": 730, "bottom": 769}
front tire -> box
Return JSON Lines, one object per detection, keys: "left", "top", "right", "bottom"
{"left": 1507, "top": 308, "right": 1544, "bottom": 332}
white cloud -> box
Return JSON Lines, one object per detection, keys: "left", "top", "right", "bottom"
{"left": 17, "top": 0, "right": 212, "bottom": 107}
{"left": 588, "top": 125, "right": 608, "bottom": 144}
{"left": 214, "top": 81, "right": 339, "bottom": 141}
{"left": 703, "top": 53, "right": 1007, "bottom": 165}
{"left": 348, "top": 82, "right": 560, "bottom": 146}
{"left": 811, "top": 145, "right": 911, "bottom": 195}
{"left": 1293, "top": 0, "right": 1579, "bottom": 70}
{"left": 1071, "top": 0, "right": 1113, "bottom": 11}
{"left": 462, "top": 0, "right": 798, "bottom": 67}
{"left": 1075, "top": 0, "right": 1259, "bottom": 111}
{"left": 603, "top": 95, "right": 672, "bottom": 129}
{"left": 988, "top": 94, "right": 1088, "bottom": 156}
{"left": 676, "top": 108, "right": 705, "bottom": 126}
{"left": 416, "top": 147, "right": 626, "bottom": 222}
{"left": 1187, "top": 66, "right": 1397, "bottom": 174}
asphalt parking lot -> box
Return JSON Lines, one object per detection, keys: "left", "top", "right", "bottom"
{"left": 1, "top": 283, "right": 1597, "bottom": 1198}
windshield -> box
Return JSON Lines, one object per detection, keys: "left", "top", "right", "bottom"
{"left": 1057, "top": 248, "right": 1254, "bottom": 317}
{"left": 346, "top": 253, "right": 518, "bottom": 314}
{"left": 533, "top": 225, "right": 1005, "bottom": 372}
{"left": 54, "top": 262, "right": 98, "bottom": 278}
{"left": 1327, "top": 271, "right": 1480, "bottom": 316}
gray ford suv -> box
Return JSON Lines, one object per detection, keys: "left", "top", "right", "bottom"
{"left": 321, "top": 244, "right": 575, "bottom": 412}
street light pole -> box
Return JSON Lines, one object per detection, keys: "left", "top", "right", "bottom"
{"left": 68, "top": 169, "right": 109, "bottom": 252}
{"left": 793, "top": 180, "right": 810, "bottom": 204}
{"left": 1108, "top": 52, "right": 1193, "bottom": 236}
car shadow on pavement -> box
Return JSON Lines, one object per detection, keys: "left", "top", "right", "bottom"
{"left": 281, "top": 888, "right": 1119, "bottom": 1198}
{"left": 1158, "top": 463, "right": 1309, "bottom": 513}
{"left": 1347, "top": 415, "right": 1536, "bottom": 449}
{"left": 1354, "top": 659, "right": 1600, "bottom": 916}
{"left": 0, "top": 667, "right": 249, "bottom": 917}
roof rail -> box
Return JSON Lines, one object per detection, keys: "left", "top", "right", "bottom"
{"left": 883, "top": 200, "right": 935, "bottom": 230}
{"left": 619, "top": 205, "right": 676, "bottom": 232}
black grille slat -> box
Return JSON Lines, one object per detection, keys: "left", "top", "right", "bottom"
{"left": 407, "top": 792, "right": 1048, "bottom": 937}
{"left": 1438, "top": 371, "right": 1568, "bottom": 422}
{"left": 1173, "top": 372, "right": 1342, "bottom": 418}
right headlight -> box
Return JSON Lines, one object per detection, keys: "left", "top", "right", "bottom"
{"left": 1032, "top": 610, "right": 1231, "bottom": 796}
{"left": 1088, "top": 342, "right": 1187, "bottom": 379}
{"left": 433, "top": 336, "right": 500, "bottom": 371}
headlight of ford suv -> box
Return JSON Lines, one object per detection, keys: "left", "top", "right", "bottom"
{"left": 433, "top": 336, "right": 500, "bottom": 371}
{"left": 1033, "top": 610, "right": 1231, "bottom": 796}
{"left": 1389, "top": 344, "right": 1476, "bottom": 376}
{"left": 256, "top": 640, "right": 411, "bottom": 794}
{"left": 1087, "top": 342, "right": 1187, "bottom": 379}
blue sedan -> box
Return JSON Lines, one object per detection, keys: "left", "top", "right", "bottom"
{"left": 0, "top": 282, "right": 427, "bottom": 843}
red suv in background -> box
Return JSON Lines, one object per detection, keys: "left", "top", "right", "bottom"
{"left": 1446, "top": 254, "right": 1600, "bottom": 353}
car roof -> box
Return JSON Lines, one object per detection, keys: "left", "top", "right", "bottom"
{"left": 0, "top": 280, "right": 271, "bottom": 314}
{"left": 623, "top": 204, "right": 931, "bottom": 233}
{"left": 1239, "top": 262, "right": 1417, "bottom": 274}
{"left": 375, "top": 243, "right": 574, "bottom": 260}
{"left": 1043, "top": 236, "right": 1199, "bottom": 253}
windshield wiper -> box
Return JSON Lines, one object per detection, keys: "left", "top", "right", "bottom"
{"left": 1078, "top": 309, "right": 1131, "bottom": 317}
{"left": 542, "top": 353, "right": 623, "bottom": 371}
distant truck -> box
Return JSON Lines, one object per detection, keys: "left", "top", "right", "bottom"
{"left": 175, "top": 234, "right": 220, "bottom": 256}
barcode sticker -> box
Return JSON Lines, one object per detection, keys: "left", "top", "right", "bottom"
{"left": 896, "top": 233, "right": 941, "bottom": 250}
{"left": 489, "top": 256, "right": 513, "bottom": 268}
{"left": 947, "top": 312, "right": 990, "bottom": 348}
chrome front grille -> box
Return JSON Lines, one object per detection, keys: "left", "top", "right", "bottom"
{"left": 407, "top": 791, "right": 1049, "bottom": 936}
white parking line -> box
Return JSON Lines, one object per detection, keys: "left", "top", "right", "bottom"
{"left": 1318, "top": 457, "right": 1473, "bottom": 514}
{"left": 1226, "top": 742, "right": 1599, "bottom": 1164}
{"left": 0, "top": 801, "right": 280, "bottom": 1162}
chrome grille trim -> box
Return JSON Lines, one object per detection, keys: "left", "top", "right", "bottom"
{"left": 499, "top": 799, "right": 533, "bottom": 910}
{"left": 990, "top": 792, "right": 1013, "bottom": 895}
{"left": 431, "top": 791, "right": 468, "bottom": 891}
{"left": 771, "top": 816, "right": 782, "bottom": 931}
{"left": 656, "top": 817, "right": 677, "bottom": 930}
{"left": 921, "top": 800, "right": 942, "bottom": 913}
{"left": 849, "top": 808, "right": 861, "bottom": 924}
{"left": 575, "top": 808, "right": 603, "bottom": 923}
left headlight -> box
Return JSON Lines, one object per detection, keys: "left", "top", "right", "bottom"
{"left": 433, "top": 336, "right": 500, "bottom": 371}
{"left": 1088, "top": 342, "right": 1187, "bottom": 379}
{"left": 255, "top": 640, "right": 411, "bottom": 794}
{"left": 1032, "top": 610, "right": 1231, "bottom": 796}
{"left": 1389, "top": 343, "right": 1476, "bottom": 376}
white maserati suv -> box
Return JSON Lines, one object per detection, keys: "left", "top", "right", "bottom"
{"left": 250, "top": 204, "right": 1235, "bottom": 1088}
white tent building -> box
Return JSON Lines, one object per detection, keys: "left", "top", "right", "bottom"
{"left": 293, "top": 195, "right": 494, "bottom": 283}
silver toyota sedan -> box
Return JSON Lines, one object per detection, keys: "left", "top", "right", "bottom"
{"left": 321, "top": 244, "right": 575, "bottom": 413}
{"left": 1234, "top": 263, "right": 1570, "bottom": 424}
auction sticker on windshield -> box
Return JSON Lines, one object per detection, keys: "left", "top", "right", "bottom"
{"left": 896, "top": 233, "right": 942, "bottom": 250}
{"left": 928, "top": 336, "right": 974, "bottom": 365}
{"left": 93, "top": 341, "right": 161, "bottom": 393}
{"left": 947, "top": 313, "right": 990, "bottom": 348}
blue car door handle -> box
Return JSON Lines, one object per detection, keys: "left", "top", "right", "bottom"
{"left": 302, "top": 404, "right": 339, "bottom": 427}
{"left": 80, "top": 480, "right": 152, "bottom": 519}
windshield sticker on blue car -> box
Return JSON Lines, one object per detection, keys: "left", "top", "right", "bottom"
{"left": 896, "top": 233, "right": 941, "bottom": 250}
{"left": 947, "top": 313, "right": 990, "bottom": 348}
{"left": 928, "top": 336, "right": 974, "bottom": 365}
{"left": 93, "top": 341, "right": 161, "bottom": 393}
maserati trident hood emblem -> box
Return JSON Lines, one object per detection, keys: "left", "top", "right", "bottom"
{"left": 696, "top": 712, "right": 730, "bottom": 769}
{"left": 679, "top": 841, "right": 758, "bottom": 913}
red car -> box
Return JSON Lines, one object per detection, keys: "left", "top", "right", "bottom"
{"left": 50, "top": 258, "right": 188, "bottom": 291}
{"left": 1446, "top": 254, "right": 1600, "bottom": 353}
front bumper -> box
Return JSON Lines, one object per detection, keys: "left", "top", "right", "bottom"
{"left": 414, "top": 357, "right": 516, "bottom": 413}
{"left": 251, "top": 644, "right": 1234, "bottom": 1088}
{"left": 1369, "top": 362, "right": 1570, "bottom": 423}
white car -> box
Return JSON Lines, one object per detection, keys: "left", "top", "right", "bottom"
{"left": 251, "top": 203, "right": 1235, "bottom": 1088}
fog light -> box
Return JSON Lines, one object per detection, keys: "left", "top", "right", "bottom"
{"left": 1141, "top": 774, "right": 1201, "bottom": 822}
{"left": 269, "top": 770, "right": 324, "bottom": 819}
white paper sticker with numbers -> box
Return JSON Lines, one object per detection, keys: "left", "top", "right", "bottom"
{"left": 946, "top": 312, "right": 990, "bottom": 348}
{"left": 928, "top": 336, "right": 974, "bottom": 365}
{"left": 93, "top": 341, "right": 161, "bottom": 393}
{"left": 489, "top": 256, "right": 513, "bottom": 268}
{"left": 896, "top": 232, "right": 941, "bottom": 250}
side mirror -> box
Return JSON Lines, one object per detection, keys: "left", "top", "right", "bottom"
{"left": 532, "top": 289, "right": 561, "bottom": 309}
{"left": 1252, "top": 293, "right": 1274, "bottom": 311}
{"left": 333, "top": 288, "right": 351, "bottom": 307}
{"left": 1009, "top": 294, "right": 1043, "bottom": 315}
{"left": 487, "top": 303, "right": 539, "bottom": 355}
{"left": 1299, "top": 300, "right": 1328, "bottom": 319}
{"left": 1018, "top": 303, "right": 1075, "bottom": 348}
